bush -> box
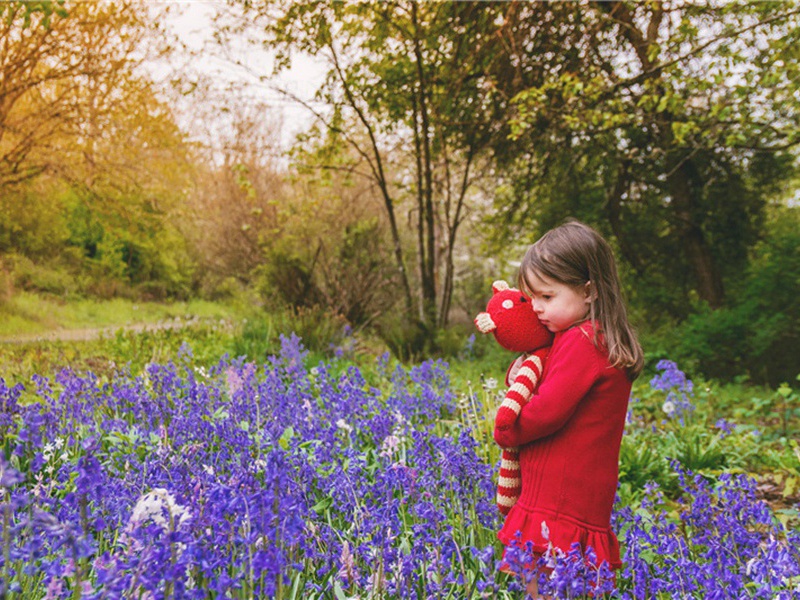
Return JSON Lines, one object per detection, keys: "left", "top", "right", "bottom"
{"left": 7, "top": 253, "right": 83, "bottom": 297}
{"left": 667, "top": 209, "right": 800, "bottom": 385}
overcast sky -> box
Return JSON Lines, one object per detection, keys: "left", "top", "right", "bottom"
{"left": 160, "top": 0, "right": 326, "bottom": 151}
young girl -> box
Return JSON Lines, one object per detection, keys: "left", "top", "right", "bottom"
{"left": 494, "top": 220, "right": 643, "bottom": 598}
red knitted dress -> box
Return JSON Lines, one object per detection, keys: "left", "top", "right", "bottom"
{"left": 493, "top": 321, "right": 632, "bottom": 569}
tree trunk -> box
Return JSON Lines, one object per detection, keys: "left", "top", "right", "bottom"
{"left": 327, "top": 39, "right": 416, "bottom": 317}
{"left": 667, "top": 157, "right": 725, "bottom": 307}
{"left": 411, "top": 1, "right": 437, "bottom": 330}
{"left": 438, "top": 146, "right": 474, "bottom": 328}
{"left": 605, "top": 159, "right": 644, "bottom": 275}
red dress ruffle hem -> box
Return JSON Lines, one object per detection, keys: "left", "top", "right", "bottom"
{"left": 498, "top": 501, "right": 621, "bottom": 569}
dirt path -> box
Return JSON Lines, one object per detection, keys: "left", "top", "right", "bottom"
{"left": 0, "top": 318, "right": 197, "bottom": 345}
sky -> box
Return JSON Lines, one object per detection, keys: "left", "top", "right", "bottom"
{"left": 159, "top": 0, "right": 326, "bottom": 151}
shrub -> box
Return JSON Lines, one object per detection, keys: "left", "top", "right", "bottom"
{"left": 667, "top": 209, "right": 800, "bottom": 385}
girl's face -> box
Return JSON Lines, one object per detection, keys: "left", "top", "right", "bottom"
{"left": 525, "top": 270, "right": 592, "bottom": 333}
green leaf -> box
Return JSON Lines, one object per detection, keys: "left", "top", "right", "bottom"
{"left": 311, "top": 496, "right": 333, "bottom": 514}
{"left": 333, "top": 581, "right": 349, "bottom": 600}
{"left": 279, "top": 426, "right": 295, "bottom": 451}
{"left": 783, "top": 476, "right": 797, "bottom": 498}
{"left": 212, "top": 407, "right": 230, "bottom": 421}
{"left": 647, "top": 42, "right": 661, "bottom": 63}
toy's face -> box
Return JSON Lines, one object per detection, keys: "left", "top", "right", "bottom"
{"left": 477, "top": 281, "right": 553, "bottom": 353}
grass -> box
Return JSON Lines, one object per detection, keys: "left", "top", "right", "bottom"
{"left": 0, "top": 291, "right": 242, "bottom": 338}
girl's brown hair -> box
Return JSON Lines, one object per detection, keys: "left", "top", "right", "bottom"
{"left": 518, "top": 220, "right": 644, "bottom": 380}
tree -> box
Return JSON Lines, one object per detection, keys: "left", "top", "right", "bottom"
{"left": 1, "top": 0, "right": 196, "bottom": 297}
{"left": 220, "top": 1, "right": 505, "bottom": 330}
{"left": 181, "top": 96, "right": 286, "bottom": 291}
{"left": 0, "top": 1, "right": 151, "bottom": 189}
{"left": 486, "top": 0, "right": 800, "bottom": 313}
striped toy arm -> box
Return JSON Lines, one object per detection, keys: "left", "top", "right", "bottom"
{"left": 494, "top": 353, "right": 544, "bottom": 431}
{"left": 496, "top": 447, "right": 521, "bottom": 514}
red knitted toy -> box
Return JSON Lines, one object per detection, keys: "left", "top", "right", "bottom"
{"left": 474, "top": 280, "right": 553, "bottom": 515}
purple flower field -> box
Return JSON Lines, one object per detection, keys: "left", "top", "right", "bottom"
{"left": 1, "top": 337, "right": 799, "bottom": 598}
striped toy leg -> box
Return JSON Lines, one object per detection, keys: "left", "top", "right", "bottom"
{"left": 496, "top": 446, "right": 521, "bottom": 515}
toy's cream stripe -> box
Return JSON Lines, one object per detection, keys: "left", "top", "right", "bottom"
{"left": 500, "top": 395, "right": 523, "bottom": 414}
{"left": 496, "top": 494, "right": 517, "bottom": 507}
{"left": 498, "top": 475, "right": 521, "bottom": 488}
{"left": 500, "top": 457, "right": 519, "bottom": 470}
{"left": 530, "top": 355, "right": 543, "bottom": 373}
{"left": 517, "top": 365, "right": 539, "bottom": 382}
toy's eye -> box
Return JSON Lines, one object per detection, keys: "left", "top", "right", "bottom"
{"left": 501, "top": 299, "right": 514, "bottom": 310}
{"left": 520, "top": 296, "right": 527, "bottom": 303}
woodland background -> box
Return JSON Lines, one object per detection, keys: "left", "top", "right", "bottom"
{"left": 1, "top": 0, "right": 798, "bottom": 385}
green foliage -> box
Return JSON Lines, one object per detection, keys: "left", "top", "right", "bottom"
{"left": 326, "top": 219, "right": 396, "bottom": 325}
{"left": 0, "top": 1, "right": 68, "bottom": 28}
{"left": 1, "top": 1, "right": 196, "bottom": 303}
{"left": 0, "top": 182, "right": 195, "bottom": 302}
{"left": 0, "top": 323, "right": 231, "bottom": 386}
{"left": 231, "top": 306, "right": 351, "bottom": 362}
{"left": 489, "top": 2, "right": 799, "bottom": 314}
{"left": 101, "top": 324, "right": 233, "bottom": 374}
{"left": 616, "top": 368, "right": 800, "bottom": 511}
{"left": 0, "top": 267, "right": 12, "bottom": 307}
{"left": 618, "top": 432, "right": 679, "bottom": 498}
{"left": 5, "top": 253, "right": 83, "bottom": 297}
{"left": 0, "top": 186, "right": 70, "bottom": 258}
{"left": 255, "top": 248, "right": 322, "bottom": 310}
{"left": 373, "top": 315, "right": 428, "bottom": 363}
{"left": 666, "top": 208, "right": 800, "bottom": 385}
{"left": 246, "top": 0, "right": 510, "bottom": 331}
{"left": 254, "top": 157, "right": 398, "bottom": 331}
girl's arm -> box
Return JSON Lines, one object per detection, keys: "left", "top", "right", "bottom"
{"left": 493, "top": 327, "right": 602, "bottom": 448}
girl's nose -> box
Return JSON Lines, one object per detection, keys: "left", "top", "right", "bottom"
{"left": 532, "top": 299, "right": 543, "bottom": 314}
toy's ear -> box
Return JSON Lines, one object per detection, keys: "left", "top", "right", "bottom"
{"left": 492, "top": 280, "right": 510, "bottom": 295}
{"left": 474, "top": 312, "right": 496, "bottom": 333}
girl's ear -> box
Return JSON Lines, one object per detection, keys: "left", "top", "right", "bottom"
{"left": 584, "top": 281, "right": 598, "bottom": 303}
